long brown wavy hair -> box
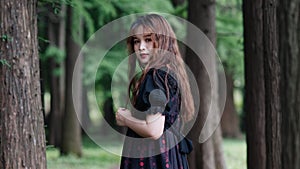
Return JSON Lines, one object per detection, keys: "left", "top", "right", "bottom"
{"left": 127, "top": 14, "right": 194, "bottom": 122}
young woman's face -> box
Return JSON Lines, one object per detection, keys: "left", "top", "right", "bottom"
{"left": 132, "top": 28, "right": 154, "bottom": 66}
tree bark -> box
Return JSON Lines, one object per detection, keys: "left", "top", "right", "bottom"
{"left": 220, "top": 73, "right": 241, "bottom": 138}
{"left": 186, "top": 0, "right": 227, "bottom": 169}
{"left": 244, "top": 0, "right": 281, "bottom": 168}
{"left": 61, "top": 5, "right": 83, "bottom": 157}
{"left": 0, "top": 0, "right": 46, "bottom": 168}
{"left": 263, "top": 0, "right": 281, "bottom": 168}
{"left": 278, "top": 0, "right": 300, "bottom": 168}
{"left": 243, "top": 0, "right": 266, "bottom": 168}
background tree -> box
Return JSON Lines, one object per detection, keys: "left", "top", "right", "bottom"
{"left": 278, "top": 0, "right": 300, "bottom": 168}
{"left": 216, "top": 0, "right": 243, "bottom": 138}
{"left": 45, "top": 3, "right": 66, "bottom": 148}
{"left": 243, "top": 0, "right": 281, "bottom": 168}
{"left": 220, "top": 73, "right": 241, "bottom": 138}
{"left": 60, "top": 4, "right": 83, "bottom": 156}
{"left": 0, "top": 0, "right": 46, "bottom": 168}
{"left": 186, "top": 0, "right": 227, "bottom": 168}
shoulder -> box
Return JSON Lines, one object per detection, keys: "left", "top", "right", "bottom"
{"left": 146, "top": 67, "right": 178, "bottom": 83}
{"left": 143, "top": 67, "right": 179, "bottom": 94}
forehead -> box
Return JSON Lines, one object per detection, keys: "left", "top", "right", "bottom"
{"left": 131, "top": 25, "right": 152, "bottom": 38}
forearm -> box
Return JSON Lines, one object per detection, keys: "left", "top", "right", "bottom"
{"left": 125, "top": 113, "right": 165, "bottom": 140}
{"left": 116, "top": 108, "right": 165, "bottom": 139}
{"left": 125, "top": 117, "right": 152, "bottom": 138}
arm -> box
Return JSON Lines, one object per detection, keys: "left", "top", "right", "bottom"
{"left": 116, "top": 108, "right": 165, "bottom": 140}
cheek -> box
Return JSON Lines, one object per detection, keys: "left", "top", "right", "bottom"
{"left": 147, "top": 43, "right": 154, "bottom": 51}
{"left": 133, "top": 45, "right": 139, "bottom": 52}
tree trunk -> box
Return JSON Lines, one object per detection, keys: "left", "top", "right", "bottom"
{"left": 61, "top": 5, "right": 82, "bottom": 157}
{"left": 213, "top": 127, "right": 227, "bottom": 169}
{"left": 58, "top": 4, "right": 66, "bottom": 138}
{"left": 220, "top": 73, "right": 241, "bottom": 138}
{"left": 0, "top": 0, "right": 46, "bottom": 168}
{"left": 47, "top": 3, "right": 66, "bottom": 148}
{"left": 47, "top": 9, "right": 63, "bottom": 148}
{"left": 243, "top": 0, "right": 266, "bottom": 168}
{"left": 278, "top": 0, "right": 300, "bottom": 168}
{"left": 244, "top": 0, "right": 281, "bottom": 168}
{"left": 81, "top": 87, "right": 91, "bottom": 134}
{"left": 186, "top": 0, "right": 227, "bottom": 168}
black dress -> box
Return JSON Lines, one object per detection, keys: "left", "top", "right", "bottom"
{"left": 120, "top": 68, "right": 191, "bottom": 169}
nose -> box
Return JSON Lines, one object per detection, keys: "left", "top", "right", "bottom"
{"left": 139, "top": 40, "right": 146, "bottom": 51}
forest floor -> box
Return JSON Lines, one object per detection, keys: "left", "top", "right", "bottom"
{"left": 47, "top": 135, "right": 246, "bottom": 169}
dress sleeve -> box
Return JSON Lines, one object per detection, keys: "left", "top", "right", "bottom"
{"left": 140, "top": 69, "right": 168, "bottom": 115}
{"left": 132, "top": 68, "right": 179, "bottom": 120}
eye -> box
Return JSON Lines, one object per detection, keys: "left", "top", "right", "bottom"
{"left": 145, "top": 38, "right": 152, "bottom": 43}
{"left": 133, "top": 39, "right": 140, "bottom": 44}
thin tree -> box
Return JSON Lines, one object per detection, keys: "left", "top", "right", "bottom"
{"left": 220, "top": 73, "right": 241, "bottom": 138}
{"left": 0, "top": 0, "right": 46, "bottom": 168}
{"left": 186, "top": 0, "right": 227, "bottom": 168}
{"left": 47, "top": 3, "right": 66, "bottom": 148}
{"left": 60, "top": 4, "right": 83, "bottom": 156}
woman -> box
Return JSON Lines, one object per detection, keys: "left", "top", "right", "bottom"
{"left": 115, "top": 14, "right": 194, "bottom": 169}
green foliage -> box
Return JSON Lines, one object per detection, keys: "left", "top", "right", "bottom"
{"left": 39, "top": 45, "right": 65, "bottom": 77}
{"left": 172, "top": 1, "right": 188, "bottom": 18}
{"left": 38, "top": 0, "right": 72, "bottom": 14}
{"left": 71, "top": 0, "right": 96, "bottom": 44}
{"left": 83, "top": 40, "right": 128, "bottom": 106}
{"left": 88, "top": 0, "right": 118, "bottom": 27}
{"left": 216, "top": 0, "right": 245, "bottom": 129}
{"left": 41, "top": 45, "right": 65, "bottom": 62}
{"left": 216, "top": 0, "right": 244, "bottom": 88}
{"left": 112, "top": 0, "right": 174, "bottom": 15}
{"left": 0, "top": 59, "right": 11, "bottom": 68}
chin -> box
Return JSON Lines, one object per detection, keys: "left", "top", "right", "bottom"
{"left": 138, "top": 60, "right": 149, "bottom": 65}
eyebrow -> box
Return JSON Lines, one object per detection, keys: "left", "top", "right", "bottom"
{"left": 132, "top": 33, "right": 152, "bottom": 39}
{"left": 143, "top": 33, "right": 152, "bottom": 37}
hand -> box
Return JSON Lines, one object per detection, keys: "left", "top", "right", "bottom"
{"left": 115, "top": 107, "right": 131, "bottom": 126}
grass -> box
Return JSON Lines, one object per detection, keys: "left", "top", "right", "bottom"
{"left": 47, "top": 136, "right": 246, "bottom": 169}
{"left": 46, "top": 136, "right": 121, "bottom": 169}
{"left": 223, "top": 138, "right": 247, "bottom": 169}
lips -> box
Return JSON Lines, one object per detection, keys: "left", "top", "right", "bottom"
{"left": 140, "top": 53, "right": 149, "bottom": 58}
